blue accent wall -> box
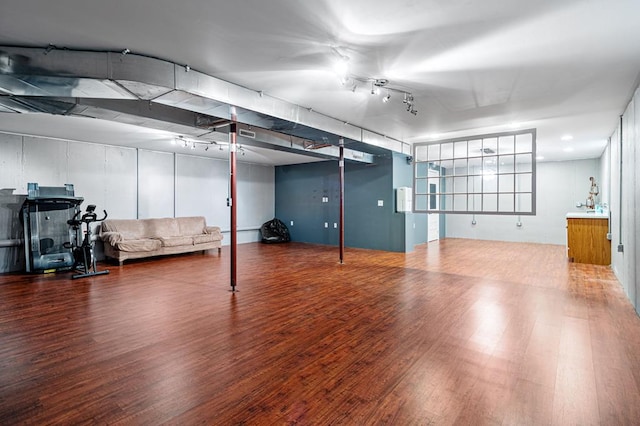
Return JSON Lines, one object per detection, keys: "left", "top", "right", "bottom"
{"left": 275, "top": 153, "right": 425, "bottom": 252}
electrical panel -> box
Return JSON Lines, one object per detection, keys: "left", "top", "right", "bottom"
{"left": 396, "top": 187, "right": 412, "bottom": 213}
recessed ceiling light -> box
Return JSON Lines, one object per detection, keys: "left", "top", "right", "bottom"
{"left": 561, "top": 135, "right": 573, "bottom": 141}
{"left": 563, "top": 147, "right": 574, "bottom": 152}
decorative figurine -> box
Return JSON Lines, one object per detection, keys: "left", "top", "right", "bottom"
{"left": 586, "top": 176, "right": 599, "bottom": 210}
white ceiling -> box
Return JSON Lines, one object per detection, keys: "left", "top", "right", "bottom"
{"left": 1, "top": 0, "right": 639, "bottom": 164}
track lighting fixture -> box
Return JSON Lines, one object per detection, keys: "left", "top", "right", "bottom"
{"left": 175, "top": 135, "right": 189, "bottom": 147}
{"left": 402, "top": 93, "right": 418, "bottom": 115}
{"left": 328, "top": 50, "right": 419, "bottom": 116}
{"left": 171, "top": 136, "right": 251, "bottom": 155}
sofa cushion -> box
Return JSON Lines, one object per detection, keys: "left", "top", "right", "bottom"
{"left": 115, "top": 238, "right": 162, "bottom": 252}
{"left": 146, "top": 218, "right": 181, "bottom": 238}
{"left": 101, "top": 219, "right": 146, "bottom": 240}
{"left": 205, "top": 226, "right": 223, "bottom": 239}
{"left": 193, "top": 234, "right": 217, "bottom": 244}
{"left": 158, "top": 236, "right": 194, "bottom": 247}
{"left": 101, "top": 231, "right": 123, "bottom": 246}
{"left": 178, "top": 217, "right": 206, "bottom": 236}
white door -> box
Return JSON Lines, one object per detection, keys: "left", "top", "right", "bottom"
{"left": 428, "top": 169, "right": 440, "bottom": 242}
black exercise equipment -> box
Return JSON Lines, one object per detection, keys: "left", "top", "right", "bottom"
{"left": 21, "top": 183, "right": 83, "bottom": 273}
{"left": 65, "top": 204, "right": 110, "bottom": 279}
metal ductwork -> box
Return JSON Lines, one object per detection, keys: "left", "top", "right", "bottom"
{"left": 64, "top": 98, "right": 376, "bottom": 163}
{"left": 0, "top": 45, "right": 411, "bottom": 163}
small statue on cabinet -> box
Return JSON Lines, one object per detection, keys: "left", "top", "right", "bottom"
{"left": 586, "top": 176, "right": 599, "bottom": 210}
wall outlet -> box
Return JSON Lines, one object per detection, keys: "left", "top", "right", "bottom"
{"left": 333, "top": 223, "right": 337, "bottom": 228}
{"left": 324, "top": 222, "right": 328, "bottom": 228}
{"left": 290, "top": 220, "right": 294, "bottom": 226}
{"left": 618, "top": 244, "right": 624, "bottom": 252}
{"left": 378, "top": 200, "right": 384, "bottom": 207}
{"left": 322, "top": 196, "right": 328, "bottom": 203}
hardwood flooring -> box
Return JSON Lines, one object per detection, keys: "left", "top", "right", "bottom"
{"left": 1, "top": 238, "right": 639, "bottom": 424}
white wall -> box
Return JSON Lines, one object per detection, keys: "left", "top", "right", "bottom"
{"left": 609, "top": 86, "right": 640, "bottom": 312}
{"left": 445, "top": 159, "right": 601, "bottom": 245}
{"left": 0, "top": 133, "right": 275, "bottom": 272}
{"left": 599, "top": 142, "right": 611, "bottom": 211}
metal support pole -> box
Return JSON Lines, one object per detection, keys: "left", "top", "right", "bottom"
{"left": 339, "top": 138, "right": 345, "bottom": 264}
{"left": 229, "top": 107, "right": 238, "bottom": 291}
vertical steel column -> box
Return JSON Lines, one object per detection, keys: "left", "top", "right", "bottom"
{"left": 229, "top": 107, "right": 238, "bottom": 291}
{"left": 339, "top": 138, "right": 345, "bottom": 264}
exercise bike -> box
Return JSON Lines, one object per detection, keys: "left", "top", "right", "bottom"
{"left": 65, "top": 204, "right": 110, "bottom": 279}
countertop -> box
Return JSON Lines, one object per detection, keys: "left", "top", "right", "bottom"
{"left": 566, "top": 211, "right": 609, "bottom": 219}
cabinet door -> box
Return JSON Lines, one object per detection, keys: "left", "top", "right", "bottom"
{"left": 567, "top": 218, "right": 611, "bottom": 265}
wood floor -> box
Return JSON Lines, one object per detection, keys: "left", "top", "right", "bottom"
{"left": 1, "top": 239, "right": 639, "bottom": 425}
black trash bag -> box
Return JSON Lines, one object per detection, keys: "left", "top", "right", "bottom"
{"left": 260, "top": 218, "right": 291, "bottom": 243}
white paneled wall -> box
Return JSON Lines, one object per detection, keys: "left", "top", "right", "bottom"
{"left": 0, "top": 133, "right": 275, "bottom": 272}
{"left": 175, "top": 154, "right": 229, "bottom": 225}
{"left": 609, "top": 86, "right": 640, "bottom": 312}
{"left": 445, "top": 159, "right": 601, "bottom": 245}
{"left": 599, "top": 143, "right": 611, "bottom": 210}
{"left": 237, "top": 161, "right": 276, "bottom": 232}
{"left": 138, "top": 149, "right": 175, "bottom": 218}
{"left": 174, "top": 153, "right": 275, "bottom": 243}
{"left": 637, "top": 91, "right": 640, "bottom": 312}
{"left": 0, "top": 133, "right": 22, "bottom": 189}
{"left": 105, "top": 146, "right": 138, "bottom": 219}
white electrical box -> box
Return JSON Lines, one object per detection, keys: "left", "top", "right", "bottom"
{"left": 396, "top": 187, "right": 412, "bottom": 212}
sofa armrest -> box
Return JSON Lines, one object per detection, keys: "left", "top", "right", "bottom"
{"left": 101, "top": 231, "right": 124, "bottom": 246}
{"left": 204, "top": 226, "right": 223, "bottom": 240}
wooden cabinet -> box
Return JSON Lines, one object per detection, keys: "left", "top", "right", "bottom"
{"left": 567, "top": 217, "right": 611, "bottom": 265}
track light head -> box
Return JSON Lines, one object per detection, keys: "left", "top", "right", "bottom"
{"left": 382, "top": 93, "right": 391, "bottom": 103}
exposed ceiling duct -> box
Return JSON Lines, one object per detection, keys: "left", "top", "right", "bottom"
{"left": 0, "top": 46, "right": 411, "bottom": 163}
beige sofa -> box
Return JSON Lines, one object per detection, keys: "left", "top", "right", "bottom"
{"left": 100, "top": 216, "right": 223, "bottom": 265}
